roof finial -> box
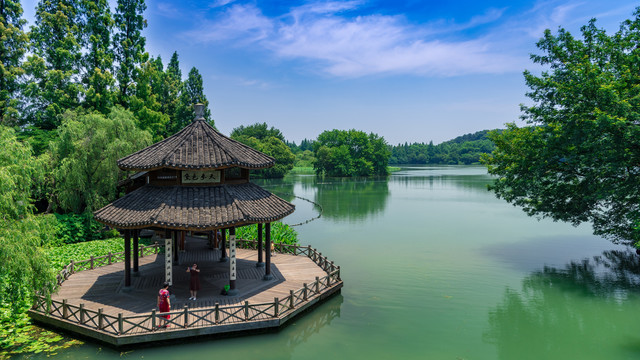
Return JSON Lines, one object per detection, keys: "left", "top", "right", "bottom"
{"left": 194, "top": 103, "right": 205, "bottom": 121}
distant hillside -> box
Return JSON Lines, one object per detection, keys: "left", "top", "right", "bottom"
{"left": 389, "top": 129, "right": 501, "bottom": 165}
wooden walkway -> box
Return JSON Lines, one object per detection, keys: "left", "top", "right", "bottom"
{"left": 31, "top": 236, "right": 343, "bottom": 346}
{"left": 53, "top": 236, "right": 327, "bottom": 314}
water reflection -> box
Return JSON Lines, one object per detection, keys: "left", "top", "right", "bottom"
{"left": 314, "top": 177, "right": 390, "bottom": 223}
{"left": 254, "top": 178, "right": 296, "bottom": 202}
{"left": 485, "top": 249, "right": 640, "bottom": 359}
{"left": 391, "top": 165, "right": 492, "bottom": 193}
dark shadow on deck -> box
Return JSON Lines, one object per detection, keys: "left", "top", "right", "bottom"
{"left": 81, "top": 236, "right": 284, "bottom": 313}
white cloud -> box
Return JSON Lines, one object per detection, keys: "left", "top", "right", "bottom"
{"left": 183, "top": 4, "right": 273, "bottom": 43}
{"left": 182, "top": 0, "right": 589, "bottom": 77}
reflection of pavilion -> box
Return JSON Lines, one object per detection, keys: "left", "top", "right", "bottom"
{"left": 29, "top": 105, "right": 342, "bottom": 346}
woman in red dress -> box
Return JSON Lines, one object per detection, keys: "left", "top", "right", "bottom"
{"left": 157, "top": 282, "right": 171, "bottom": 327}
{"left": 187, "top": 263, "right": 201, "bottom": 300}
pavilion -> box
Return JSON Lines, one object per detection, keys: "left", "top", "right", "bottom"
{"left": 94, "top": 104, "right": 295, "bottom": 296}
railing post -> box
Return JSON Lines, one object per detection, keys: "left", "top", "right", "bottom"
{"left": 319, "top": 253, "right": 323, "bottom": 268}
{"left": 330, "top": 261, "right": 335, "bottom": 272}
{"left": 62, "top": 299, "right": 69, "bottom": 319}
{"left": 79, "top": 303, "right": 85, "bottom": 324}
{"left": 98, "top": 308, "right": 104, "bottom": 330}
{"left": 307, "top": 245, "right": 312, "bottom": 258}
{"left": 184, "top": 306, "right": 189, "bottom": 328}
{"left": 215, "top": 302, "right": 219, "bottom": 324}
{"left": 315, "top": 276, "right": 320, "bottom": 293}
{"left": 337, "top": 266, "right": 341, "bottom": 280}
{"left": 328, "top": 272, "right": 332, "bottom": 286}
{"left": 108, "top": 252, "right": 112, "bottom": 265}
{"left": 289, "top": 290, "right": 294, "bottom": 309}
{"left": 274, "top": 298, "right": 279, "bottom": 317}
{"left": 90, "top": 256, "right": 95, "bottom": 269}
{"left": 140, "top": 245, "right": 144, "bottom": 258}
{"left": 46, "top": 299, "right": 51, "bottom": 314}
{"left": 244, "top": 301, "right": 249, "bottom": 321}
{"left": 118, "top": 313, "right": 124, "bottom": 334}
{"left": 151, "top": 309, "right": 157, "bottom": 329}
{"left": 155, "top": 241, "right": 159, "bottom": 254}
{"left": 70, "top": 260, "right": 75, "bottom": 274}
{"left": 303, "top": 283, "right": 308, "bottom": 301}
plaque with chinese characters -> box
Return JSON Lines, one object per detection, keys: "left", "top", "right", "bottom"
{"left": 181, "top": 170, "right": 221, "bottom": 184}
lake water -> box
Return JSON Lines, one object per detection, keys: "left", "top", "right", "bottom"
{"left": 36, "top": 165, "right": 640, "bottom": 359}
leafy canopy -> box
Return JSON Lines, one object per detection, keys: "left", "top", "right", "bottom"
{"left": 482, "top": 11, "right": 640, "bottom": 244}
{"left": 231, "top": 123, "right": 294, "bottom": 178}
{"left": 50, "top": 107, "right": 152, "bottom": 213}
{"left": 314, "top": 129, "right": 390, "bottom": 177}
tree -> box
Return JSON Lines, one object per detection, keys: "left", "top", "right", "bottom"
{"left": 161, "top": 51, "right": 182, "bottom": 136}
{"left": 231, "top": 122, "right": 284, "bottom": 141}
{"left": 231, "top": 123, "right": 294, "bottom": 178}
{"left": 79, "top": 0, "right": 115, "bottom": 114}
{"left": 0, "top": 126, "right": 57, "bottom": 319}
{"left": 113, "top": 0, "right": 146, "bottom": 106}
{"left": 24, "top": 0, "right": 83, "bottom": 130}
{"left": 482, "top": 11, "right": 640, "bottom": 245}
{"left": 313, "top": 129, "right": 390, "bottom": 177}
{"left": 49, "top": 107, "right": 152, "bottom": 213}
{"left": 174, "top": 67, "right": 212, "bottom": 132}
{"left": 0, "top": 0, "right": 28, "bottom": 126}
{"left": 129, "top": 57, "right": 169, "bottom": 140}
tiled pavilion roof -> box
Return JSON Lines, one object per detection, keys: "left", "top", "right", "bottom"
{"left": 117, "top": 120, "right": 275, "bottom": 171}
{"left": 94, "top": 183, "right": 295, "bottom": 231}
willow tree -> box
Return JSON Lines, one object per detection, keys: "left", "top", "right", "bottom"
{"left": 50, "top": 107, "right": 152, "bottom": 213}
{"left": 0, "top": 126, "right": 57, "bottom": 321}
{"left": 482, "top": 11, "right": 640, "bottom": 244}
{"left": 0, "top": 0, "right": 28, "bottom": 126}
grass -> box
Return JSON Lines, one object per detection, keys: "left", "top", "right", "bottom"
{"left": 290, "top": 166, "right": 315, "bottom": 174}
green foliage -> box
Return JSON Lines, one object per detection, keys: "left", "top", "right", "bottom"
{"left": 0, "top": 126, "right": 45, "bottom": 223}
{"left": 80, "top": 0, "right": 115, "bottom": 114}
{"left": 0, "top": 0, "right": 28, "bottom": 126}
{"left": 24, "top": 0, "right": 83, "bottom": 130}
{"left": 50, "top": 107, "right": 152, "bottom": 213}
{"left": 389, "top": 130, "right": 498, "bottom": 165}
{"left": 173, "top": 67, "right": 212, "bottom": 132}
{"left": 114, "top": 0, "right": 147, "bottom": 106}
{"left": 235, "top": 222, "right": 299, "bottom": 245}
{"left": 482, "top": 11, "right": 640, "bottom": 244}
{"left": 54, "top": 212, "right": 109, "bottom": 244}
{"left": 231, "top": 122, "right": 285, "bottom": 142}
{"left": 294, "top": 150, "right": 316, "bottom": 168}
{"left": 314, "top": 129, "right": 390, "bottom": 177}
{"left": 45, "top": 237, "right": 126, "bottom": 270}
{"left": 0, "top": 215, "right": 58, "bottom": 315}
{"left": 232, "top": 124, "right": 295, "bottom": 178}
{"left": 130, "top": 57, "right": 170, "bottom": 140}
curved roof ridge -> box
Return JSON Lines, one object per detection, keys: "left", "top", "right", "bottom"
{"left": 117, "top": 119, "right": 275, "bottom": 171}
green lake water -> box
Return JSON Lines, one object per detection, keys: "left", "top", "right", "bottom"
{"left": 33, "top": 165, "right": 640, "bottom": 359}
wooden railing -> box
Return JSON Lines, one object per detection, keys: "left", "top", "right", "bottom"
{"left": 55, "top": 242, "right": 161, "bottom": 286}
{"left": 34, "top": 242, "right": 341, "bottom": 336}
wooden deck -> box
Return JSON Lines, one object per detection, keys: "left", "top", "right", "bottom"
{"left": 30, "top": 236, "right": 342, "bottom": 346}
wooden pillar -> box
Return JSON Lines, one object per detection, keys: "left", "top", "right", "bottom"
{"left": 228, "top": 227, "right": 238, "bottom": 296}
{"left": 172, "top": 231, "right": 179, "bottom": 263}
{"left": 133, "top": 230, "right": 139, "bottom": 273}
{"left": 180, "top": 231, "right": 186, "bottom": 251}
{"left": 124, "top": 230, "right": 131, "bottom": 287}
{"left": 219, "top": 228, "right": 227, "bottom": 262}
{"left": 256, "top": 223, "right": 264, "bottom": 267}
{"left": 263, "top": 222, "right": 273, "bottom": 280}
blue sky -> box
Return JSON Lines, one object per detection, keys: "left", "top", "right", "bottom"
{"left": 21, "top": 0, "right": 640, "bottom": 144}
